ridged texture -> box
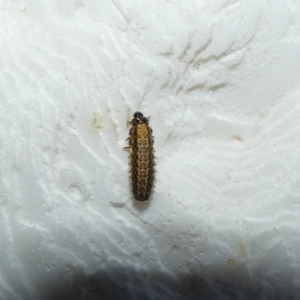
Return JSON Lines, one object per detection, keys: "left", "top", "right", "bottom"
{"left": 1, "top": 1, "right": 300, "bottom": 299}
{"left": 128, "top": 112, "right": 154, "bottom": 201}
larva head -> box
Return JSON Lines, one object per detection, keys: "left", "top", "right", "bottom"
{"left": 134, "top": 112, "right": 143, "bottom": 119}
{"left": 132, "top": 111, "right": 148, "bottom": 125}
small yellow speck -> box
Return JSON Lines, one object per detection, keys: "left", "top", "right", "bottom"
{"left": 92, "top": 112, "right": 104, "bottom": 131}
{"left": 232, "top": 135, "right": 243, "bottom": 142}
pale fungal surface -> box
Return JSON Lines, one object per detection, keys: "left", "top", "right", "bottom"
{"left": 1, "top": 0, "right": 300, "bottom": 299}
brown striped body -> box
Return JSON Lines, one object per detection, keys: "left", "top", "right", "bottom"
{"left": 128, "top": 112, "right": 154, "bottom": 201}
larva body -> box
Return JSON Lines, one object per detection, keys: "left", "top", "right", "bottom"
{"left": 127, "top": 112, "right": 154, "bottom": 201}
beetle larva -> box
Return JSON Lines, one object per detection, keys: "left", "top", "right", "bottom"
{"left": 127, "top": 111, "right": 155, "bottom": 201}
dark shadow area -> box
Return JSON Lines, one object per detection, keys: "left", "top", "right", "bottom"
{"left": 41, "top": 268, "right": 217, "bottom": 300}
{"left": 40, "top": 264, "right": 297, "bottom": 300}
{"left": 133, "top": 198, "right": 151, "bottom": 211}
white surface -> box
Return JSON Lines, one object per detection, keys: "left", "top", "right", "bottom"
{"left": 1, "top": 0, "right": 300, "bottom": 299}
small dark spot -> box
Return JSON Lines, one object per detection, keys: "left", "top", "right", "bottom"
{"left": 92, "top": 112, "right": 104, "bottom": 131}
{"left": 110, "top": 202, "right": 125, "bottom": 208}
{"left": 173, "top": 244, "right": 180, "bottom": 251}
{"left": 232, "top": 135, "right": 243, "bottom": 142}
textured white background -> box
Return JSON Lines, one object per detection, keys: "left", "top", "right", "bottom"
{"left": 1, "top": 0, "right": 300, "bottom": 299}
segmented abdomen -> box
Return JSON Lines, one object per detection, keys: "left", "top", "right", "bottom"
{"left": 128, "top": 113, "right": 154, "bottom": 201}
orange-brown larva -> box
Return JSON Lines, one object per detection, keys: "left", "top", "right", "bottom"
{"left": 127, "top": 111, "right": 155, "bottom": 201}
